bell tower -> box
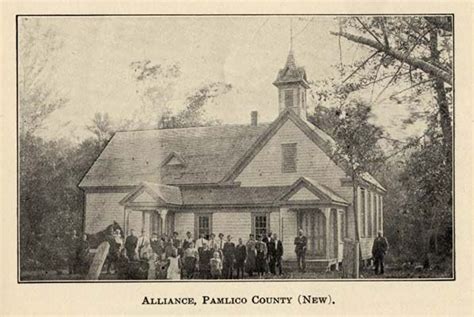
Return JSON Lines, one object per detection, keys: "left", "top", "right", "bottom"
{"left": 273, "top": 50, "right": 310, "bottom": 120}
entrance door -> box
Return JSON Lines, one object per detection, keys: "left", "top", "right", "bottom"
{"left": 150, "top": 212, "right": 161, "bottom": 236}
{"left": 298, "top": 209, "right": 326, "bottom": 257}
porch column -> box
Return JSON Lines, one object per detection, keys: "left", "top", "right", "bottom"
{"left": 159, "top": 209, "right": 168, "bottom": 236}
{"left": 123, "top": 207, "right": 131, "bottom": 236}
{"left": 322, "top": 208, "right": 331, "bottom": 259}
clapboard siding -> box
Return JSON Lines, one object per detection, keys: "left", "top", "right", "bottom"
{"left": 84, "top": 191, "right": 128, "bottom": 234}
{"left": 174, "top": 212, "right": 194, "bottom": 238}
{"left": 270, "top": 211, "right": 280, "bottom": 237}
{"left": 236, "top": 120, "right": 353, "bottom": 202}
{"left": 213, "top": 211, "right": 252, "bottom": 241}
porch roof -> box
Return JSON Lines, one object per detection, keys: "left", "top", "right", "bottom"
{"left": 277, "top": 177, "right": 349, "bottom": 206}
{"left": 119, "top": 181, "right": 183, "bottom": 206}
{"left": 120, "top": 179, "right": 348, "bottom": 208}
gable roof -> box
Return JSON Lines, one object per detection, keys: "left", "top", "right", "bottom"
{"left": 119, "top": 182, "right": 182, "bottom": 206}
{"left": 79, "top": 109, "right": 385, "bottom": 192}
{"left": 278, "top": 177, "right": 349, "bottom": 206}
{"left": 223, "top": 109, "right": 386, "bottom": 192}
{"left": 79, "top": 123, "right": 270, "bottom": 188}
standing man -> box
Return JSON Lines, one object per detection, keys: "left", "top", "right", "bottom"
{"left": 150, "top": 232, "right": 163, "bottom": 257}
{"left": 125, "top": 229, "right": 138, "bottom": 260}
{"left": 294, "top": 229, "right": 307, "bottom": 272}
{"left": 136, "top": 229, "right": 148, "bottom": 258}
{"left": 67, "top": 229, "right": 79, "bottom": 274}
{"left": 234, "top": 238, "right": 246, "bottom": 279}
{"left": 208, "top": 233, "right": 217, "bottom": 254}
{"left": 182, "top": 231, "right": 194, "bottom": 250}
{"left": 222, "top": 235, "right": 236, "bottom": 279}
{"left": 273, "top": 233, "right": 284, "bottom": 276}
{"left": 216, "top": 233, "right": 225, "bottom": 258}
{"left": 372, "top": 231, "right": 389, "bottom": 275}
{"left": 171, "top": 231, "right": 182, "bottom": 256}
{"left": 105, "top": 227, "right": 119, "bottom": 274}
{"left": 267, "top": 234, "right": 276, "bottom": 275}
{"left": 195, "top": 233, "right": 208, "bottom": 254}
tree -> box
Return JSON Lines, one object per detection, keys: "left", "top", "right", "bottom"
{"left": 86, "top": 112, "right": 114, "bottom": 146}
{"left": 310, "top": 100, "right": 385, "bottom": 278}
{"left": 18, "top": 18, "right": 68, "bottom": 136}
{"left": 330, "top": 16, "right": 453, "bottom": 166}
{"left": 328, "top": 16, "right": 453, "bottom": 272}
{"left": 173, "top": 82, "right": 232, "bottom": 128}
{"left": 127, "top": 59, "right": 232, "bottom": 130}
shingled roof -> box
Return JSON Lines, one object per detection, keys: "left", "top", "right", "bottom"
{"left": 273, "top": 50, "right": 310, "bottom": 88}
{"left": 79, "top": 123, "right": 270, "bottom": 187}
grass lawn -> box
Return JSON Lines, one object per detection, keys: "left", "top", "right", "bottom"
{"left": 20, "top": 264, "right": 452, "bottom": 281}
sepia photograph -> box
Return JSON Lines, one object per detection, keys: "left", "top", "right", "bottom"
{"left": 17, "top": 14, "right": 454, "bottom": 282}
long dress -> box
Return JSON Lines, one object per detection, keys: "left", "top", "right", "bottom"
{"left": 183, "top": 247, "right": 198, "bottom": 279}
{"left": 245, "top": 240, "right": 257, "bottom": 274}
{"left": 167, "top": 256, "right": 181, "bottom": 280}
{"left": 255, "top": 241, "right": 268, "bottom": 275}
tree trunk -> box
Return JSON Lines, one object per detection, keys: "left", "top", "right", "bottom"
{"left": 352, "top": 171, "right": 360, "bottom": 278}
{"left": 330, "top": 31, "right": 453, "bottom": 85}
{"left": 429, "top": 28, "right": 453, "bottom": 167}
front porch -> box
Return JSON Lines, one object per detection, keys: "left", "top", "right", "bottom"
{"left": 277, "top": 177, "right": 350, "bottom": 267}
{"left": 119, "top": 182, "right": 181, "bottom": 236}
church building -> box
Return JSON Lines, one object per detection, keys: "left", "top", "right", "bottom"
{"left": 79, "top": 50, "right": 386, "bottom": 266}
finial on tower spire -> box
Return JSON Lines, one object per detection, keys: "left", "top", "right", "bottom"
{"left": 290, "top": 18, "right": 293, "bottom": 52}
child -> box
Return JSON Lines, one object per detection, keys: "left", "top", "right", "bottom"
{"left": 166, "top": 248, "right": 181, "bottom": 280}
{"left": 210, "top": 251, "right": 222, "bottom": 279}
{"left": 156, "top": 253, "right": 169, "bottom": 280}
{"left": 116, "top": 248, "right": 130, "bottom": 280}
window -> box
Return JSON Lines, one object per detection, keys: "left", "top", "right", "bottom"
{"left": 284, "top": 89, "right": 294, "bottom": 108}
{"left": 360, "top": 188, "right": 366, "bottom": 237}
{"left": 379, "top": 196, "right": 383, "bottom": 231}
{"left": 340, "top": 210, "right": 349, "bottom": 239}
{"left": 195, "top": 213, "right": 212, "bottom": 239}
{"left": 373, "top": 193, "right": 377, "bottom": 236}
{"left": 252, "top": 213, "right": 269, "bottom": 238}
{"left": 281, "top": 143, "right": 297, "bottom": 173}
{"left": 368, "top": 192, "right": 372, "bottom": 237}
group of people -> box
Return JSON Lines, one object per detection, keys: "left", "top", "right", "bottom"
{"left": 67, "top": 225, "right": 389, "bottom": 279}
{"left": 102, "top": 228, "right": 285, "bottom": 280}
{"left": 65, "top": 230, "right": 91, "bottom": 275}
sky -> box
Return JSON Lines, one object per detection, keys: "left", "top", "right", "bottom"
{"left": 19, "top": 16, "right": 426, "bottom": 143}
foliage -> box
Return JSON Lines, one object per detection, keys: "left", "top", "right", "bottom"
{"left": 19, "top": 56, "right": 231, "bottom": 270}
{"left": 18, "top": 18, "right": 68, "bottom": 136}
{"left": 330, "top": 16, "right": 453, "bottom": 163}
{"left": 173, "top": 82, "right": 232, "bottom": 128}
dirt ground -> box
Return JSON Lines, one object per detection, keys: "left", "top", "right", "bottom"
{"left": 20, "top": 264, "right": 452, "bottom": 281}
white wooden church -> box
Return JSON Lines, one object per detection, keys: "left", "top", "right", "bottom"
{"left": 79, "top": 50, "right": 386, "bottom": 266}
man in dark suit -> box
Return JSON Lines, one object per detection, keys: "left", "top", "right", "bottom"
{"left": 222, "top": 235, "right": 236, "bottom": 279}
{"left": 267, "top": 234, "right": 276, "bottom": 275}
{"left": 294, "top": 229, "right": 307, "bottom": 272}
{"left": 372, "top": 231, "right": 389, "bottom": 275}
{"left": 150, "top": 232, "right": 163, "bottom": 257}
{"left": 125, "top": 229, "right": 138, "bottom": 260}
{"left": 273, "top": 233, "right": 284, "bottom": 275}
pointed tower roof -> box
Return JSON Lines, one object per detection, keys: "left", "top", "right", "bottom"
{"left": 273, "top": 50, "right": 310, "bottom": 88}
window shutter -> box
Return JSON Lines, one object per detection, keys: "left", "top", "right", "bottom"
{"left": 281, "top": 143, "right": 297, "bottom": 173}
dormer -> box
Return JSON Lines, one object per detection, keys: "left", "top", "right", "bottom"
{"left": 161, "top": 151, "right": 186, "bottom": 167}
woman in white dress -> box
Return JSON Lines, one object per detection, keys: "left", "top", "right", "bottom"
{"left": 166, "top": 247, "right": 181, "bottom": 280}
